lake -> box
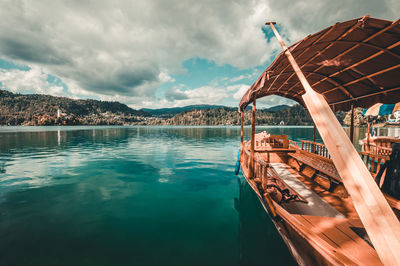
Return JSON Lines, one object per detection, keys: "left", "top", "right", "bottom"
{"left": 0, "top": 126, "right": 369, "bottom": 265}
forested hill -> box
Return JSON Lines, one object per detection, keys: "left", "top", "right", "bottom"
{"left": 149, "top": 105, "right": 346, "bottom": 126}
{"left": 0, "top": 89, "right": 147, "bottom": 116}
{"left": 141, "top": 104, "right": 226, "bottom": 117}
{"left": 0, "top": 89, "right": 347, "bottom": 126}
{"left": 0, "top": 89, "right": 149, "bottom": 125}
{"left": 141, "top": 104, "right": 290, "bottom": 117}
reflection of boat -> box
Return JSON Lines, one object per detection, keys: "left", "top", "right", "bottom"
{"left": 238, "top": 17, "right": 400, "bottom": 265}
{"left": 235, "top": 177, "right": 296, "bottom": 265}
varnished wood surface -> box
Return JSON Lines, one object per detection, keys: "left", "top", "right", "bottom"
{"left": 240, "top": 137, "right": 386, "bottom": 265}
{"left": 267, "top": 22, "right": 400, "bottom": 265}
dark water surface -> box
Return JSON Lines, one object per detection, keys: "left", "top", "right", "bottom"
{"left": 0, "top": 126, "right": 368, "bottom": 265}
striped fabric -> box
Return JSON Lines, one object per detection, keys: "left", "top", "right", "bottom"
{"left": 363, "top": 103, "right": 400, "bottom": 117}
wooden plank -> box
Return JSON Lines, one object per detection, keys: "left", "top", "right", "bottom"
{"left": 350, "top": 104, "right": 354, "bottom": 143}
{"left": 301, "top": 215, "right": 381, "bottom": 265}
{"left": 249, "top": 96, "right": 256, "bottom": 178}
{"left": 268, "top": 22, "right": 400, "bottom": 265}
{"left": 329, "top": 86, "right": 400, "bottom": 106}
{"left": 240, "top": 111, "right": 244, "bottom": 146}
{"left": 282, "top": 16, "right": 370, "bottom": 97}
{"left": 290, "top": 17, "right": 400, "bottom": 98}
{"left": 295, "top": 215, "right": 339, "bottom": 248}
{"left": 325, "top": 63, "right": 400, "bottom": 94}
{"left": 290, "top": 151, "right": 340, "bottom": 182}
{"left": 273, "top": 24, "right": 338, "bottom": 93}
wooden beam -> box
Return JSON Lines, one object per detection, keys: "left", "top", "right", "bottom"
{"left": 316, "top": 40, "right": 400, "bottom": 93}
{"left": 292, "top": 40, "right": 400, "bottom": 61}
{"left": 282, "top": 16, "right": 369, "bottom": 96}
{"left": 329, "top": 86, "right": 400, "bottom": 105}
{"left": 287, "top": 16, "right": 399, "bottom": 98}
{"left": 313, "top": 123, "right": 317, "bottom": 153}
{"left": 268, "top": 22, "right": 400, "bottom": 266}
{"left": 367, "top": 120, "right": 371, "bottom": 149}
{"left": 249, "top": 96, "right": 256, "bottom": 178}
{"left": 272, "top": 23, "right": 338, "bottom": 94}
{"left": 240, "top": 111, "right": 244, "bottom": 147}
{"left": 350, "top": 104, "right": 355, "bottom": 143}
{"left": 264, "top": 70, "right": 354, "bottom": 99}
{"left": 324, "top": 63, "right": 400, "bottom": 94}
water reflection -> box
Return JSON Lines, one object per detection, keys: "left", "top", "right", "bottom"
{"left": 0, "top": 126, "right": 243, "bottom": 265}
{"left": 0, "top": 126, "right": 373, "bottom": 194}
{"left": 235, "top": 177, "right": 296, "bottom": 265}
{"left": 0, "top": 126, "right": 385, "bottom": 265}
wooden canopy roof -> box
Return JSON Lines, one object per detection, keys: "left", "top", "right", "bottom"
{"left": 239, "top": 16, "right": 400, "bottom": 111}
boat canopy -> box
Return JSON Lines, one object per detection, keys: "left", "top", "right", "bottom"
{"left": 239, "top": 16, "right": 400, "bottom": 112}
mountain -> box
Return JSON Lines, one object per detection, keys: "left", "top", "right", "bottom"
{"left": 0, "top": 90, "right": 344, "bottom": 126}
{"left": 141, "top": 104, "right": 290, "bottom": 117}
{"left": 263, "top": 105, "right": 290, "bottom": 112}
{"left": 146, "top": 104, "right": 316, "bottom": 126}
{"left": 0, "top": 89, "right": 148, "bottom": 116}
{"left": 141, "top": 104, "right": 227, "bottom": 117}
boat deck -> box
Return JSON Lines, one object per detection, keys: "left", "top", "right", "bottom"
{"left": 240, "top": 135, "right": 384, "bottom": 265}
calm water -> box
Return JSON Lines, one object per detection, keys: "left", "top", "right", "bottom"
{"left": 0, "top": 126, "right": 371, "bottom": 265}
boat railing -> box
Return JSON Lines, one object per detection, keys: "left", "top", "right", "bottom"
{"left": 362, "top": 142, "right": 392, "bottom": 156}
{"left": 254, "top": 153, "right": 269, "bottom": 189}
{"left": 359, "top": 151, "right": 389, "bottom": 179}
{"left": 244, "top": 138, "right": 390, "bottom": 183}
{"left": 241, "top": 143, "right": 250, "bottom": 170}
{"left": 301, "top": 140, "right": 331, "bottom": 159}
{"left": 289, "top": 140, "right": 299, "bottom": 149}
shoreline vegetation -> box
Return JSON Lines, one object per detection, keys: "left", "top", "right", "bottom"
{"left": 0, "top": 89, "right": 366, "bottom": 126}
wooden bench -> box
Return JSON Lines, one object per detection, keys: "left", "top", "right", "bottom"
{"left": 290, "top": 147, "right": 400, "bottom": 212}
{"left": 256, "top": 134, "right": 289, "bottom": 150}
{"left": 255, "top": 135, "right": 296, "bottom": 163}
{"left": 290, "top": 150, "right": 341, "bottom": 191}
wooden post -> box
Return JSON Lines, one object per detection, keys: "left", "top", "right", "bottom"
{"left": 367, "top": 119, "right": 371, "bottom": 150}
{"left": 267, "top": 22, "right": 400, "bottom": 265}
{"left": 312, "top": 123, "right": 317, "bottom": 153}
{"left": 240, "top": 111, "right": 244, "bottom": 147}
{"left": 350, "top": 104, "right": 355, "bottom": 143}
{"left": 249, "top": 96, "right": 256, "bottom": 178}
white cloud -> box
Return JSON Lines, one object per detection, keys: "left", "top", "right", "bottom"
{"left": 0, "top": 67, "right": 64, "bottom": 95}
{"left": 0, "top": 0, "right": 271, "bottom": 100}
{"left": 263, "top": 0, "right": 399, "bottom": 43}
{"left": 165, "top": 86, "right": 229, "bottom": 107}
{"left": 233, "top": 84, "right": 250, "bottom": 100}
{"left": 0, "top": 0, "right": 398, "bottom": 108}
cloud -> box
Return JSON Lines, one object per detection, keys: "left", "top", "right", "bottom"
{"left": 166, "top": 86, "right": 189, "bottom": 101}
{"left": 233, "top": 84, "right": 250, "bottom": 100}
{"left": 0, "top": 67, "right": 64, "bottom": 95}
{"left": 263, "top": 0, "right": 399, "bottom": 42}
{"left": 0, "top": 0, "right": 398, "bottom": 108}
{"left": 257, "top": 95, "right": 296, "bottom": 107}
{"left": 0, "top": 0, "right": 270, "bottom": 99}
{"left": 164, "top": 86, "right": 229, "bottom": 107}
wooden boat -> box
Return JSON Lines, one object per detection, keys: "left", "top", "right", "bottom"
{"left": 361, "top": 136, "right": 400, "bottom": 155}
{"left": 238, "top": 16, "right": 400, "bottom": 265}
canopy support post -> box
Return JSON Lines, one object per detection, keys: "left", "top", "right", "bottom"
{"left": 240, "top": 111, "right": 244, "bottom": 148}
{"left": 350, "top": 104, "right": 355, "bottom": 143}
{"left": 312, "top": 123, "right": 317, "bottom": 153}
{"left": 367, "top": 119, "right": 371, "bottom": 151}
{"left": 249, "top": 97, "right": 256, "bottom": 178}
{"left": 267, "top": 21, "right": 400, "bottom": 265}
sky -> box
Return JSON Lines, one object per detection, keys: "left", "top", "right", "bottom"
{"left": 0, "top": 0, "right": 398, "bottom": 110}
